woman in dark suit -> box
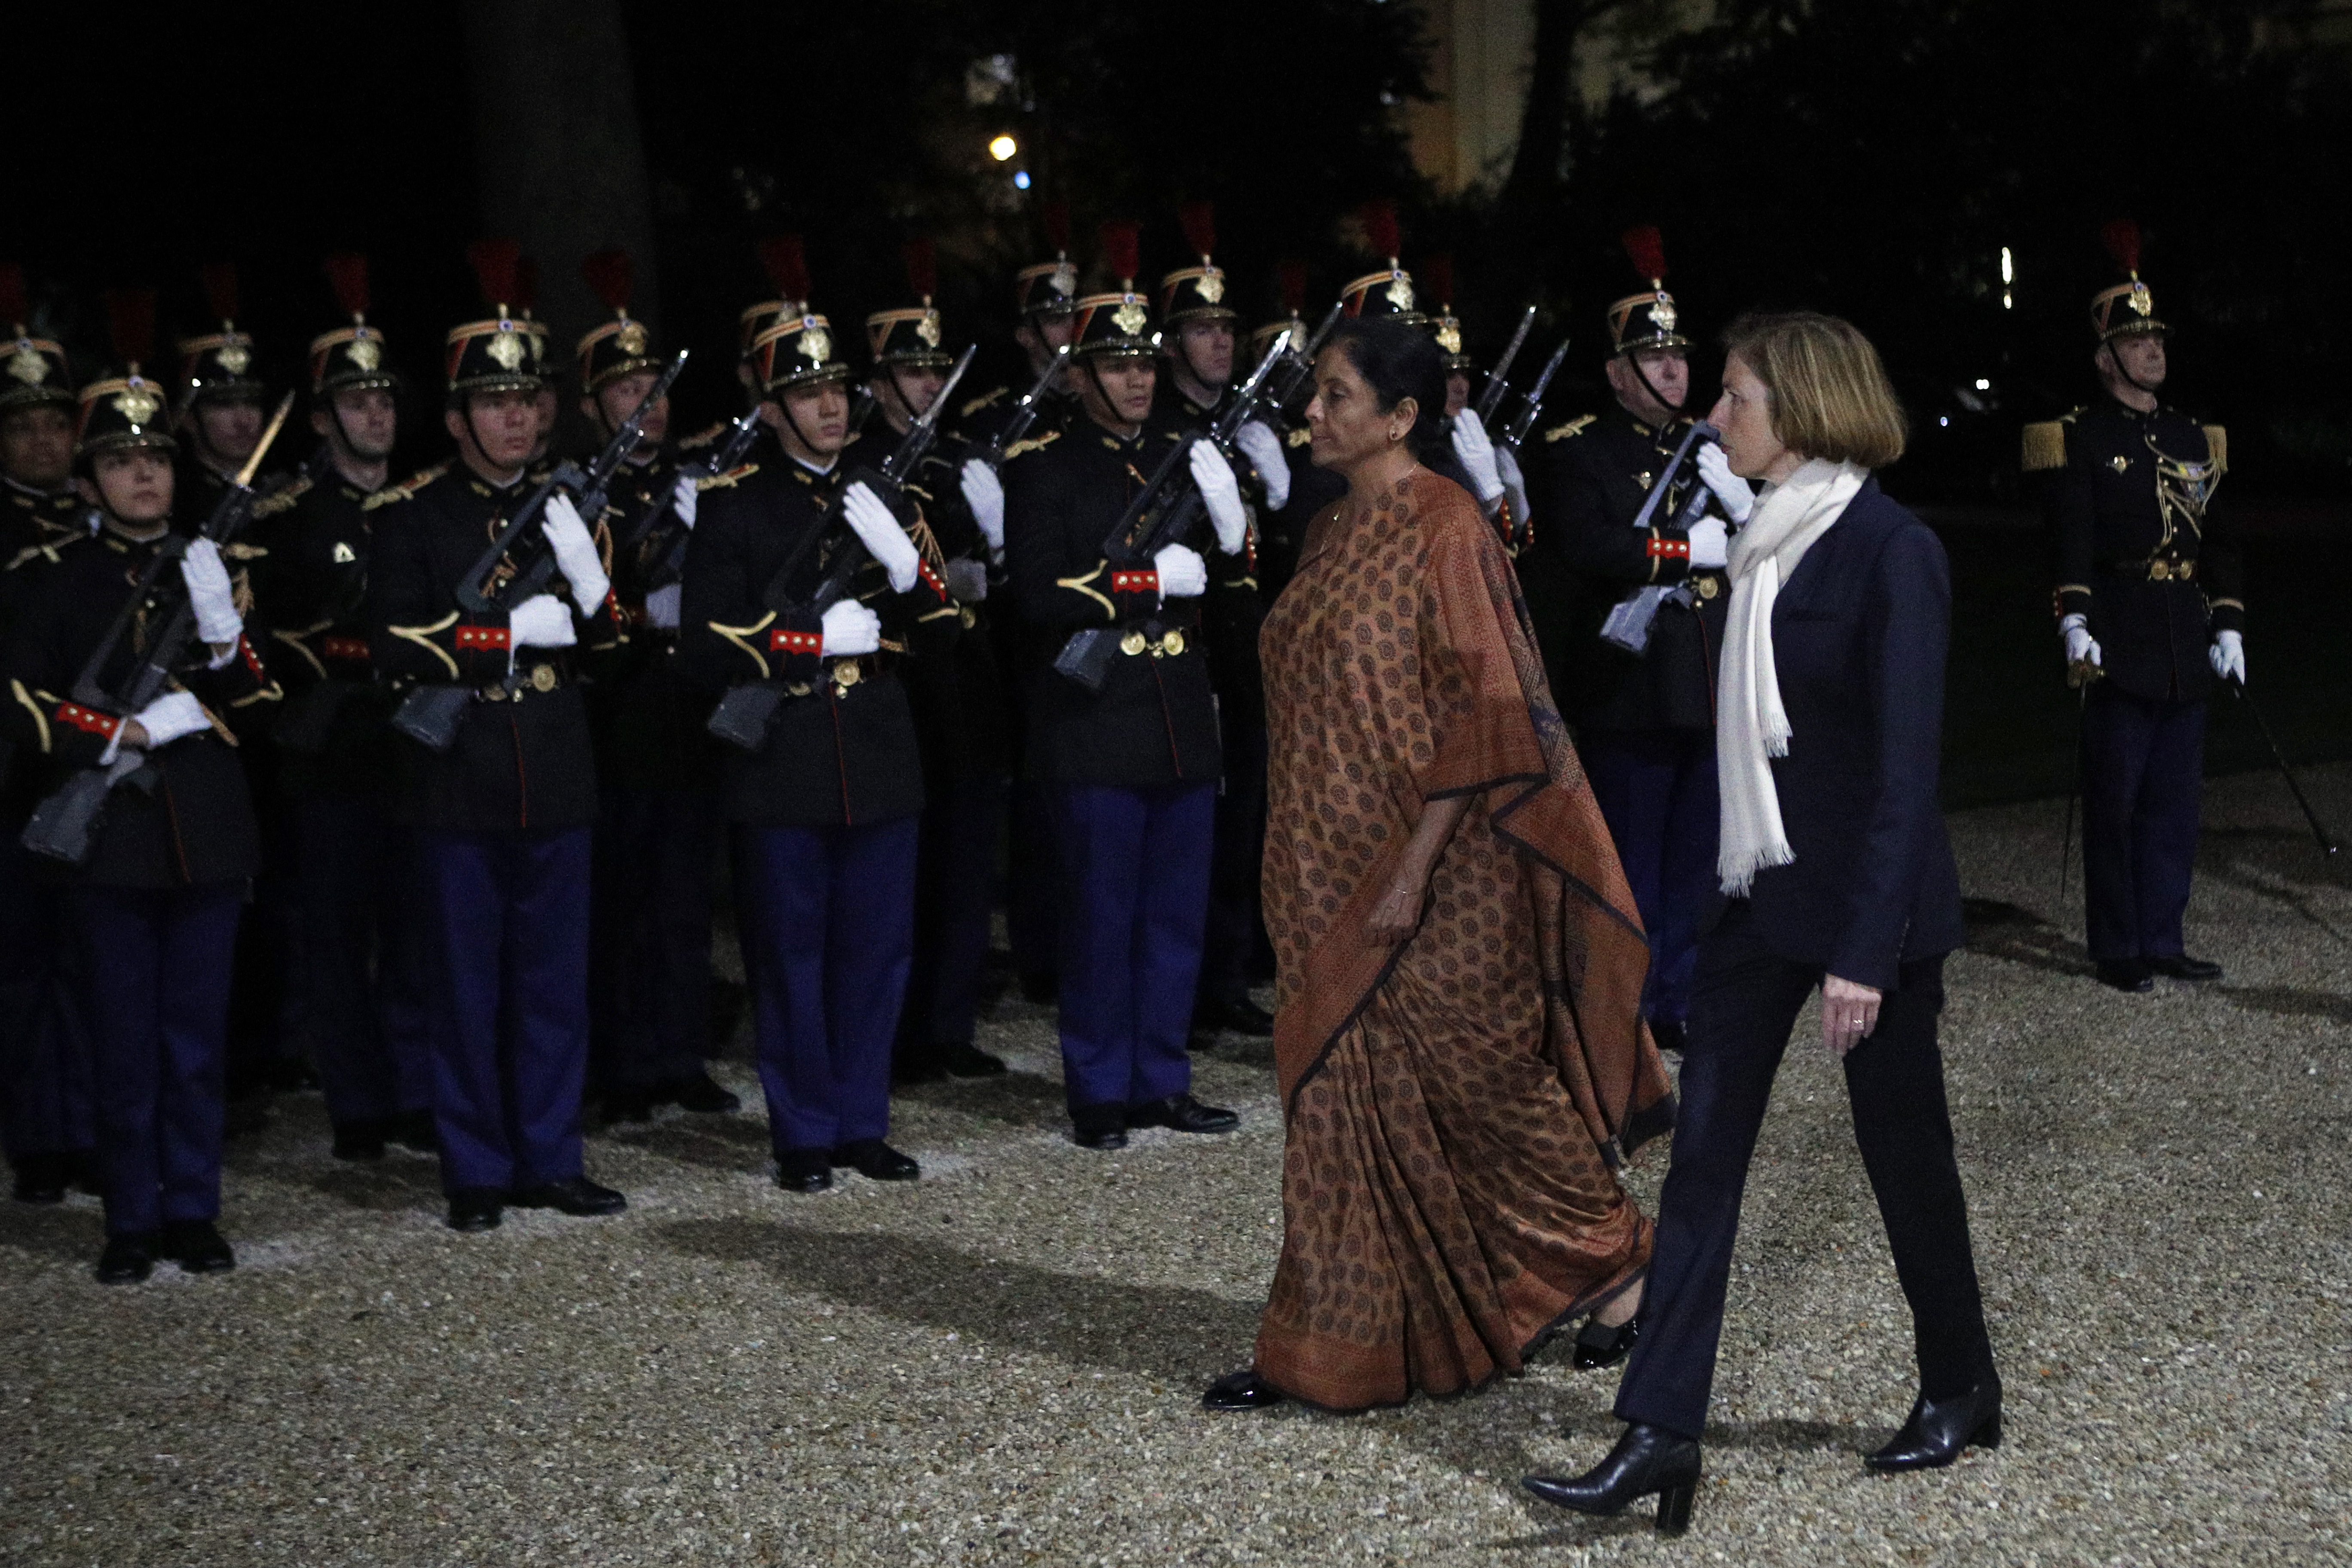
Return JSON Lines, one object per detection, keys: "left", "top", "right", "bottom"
{"left": 1523, "top": 312, "right": 1997, "bottom": 1534}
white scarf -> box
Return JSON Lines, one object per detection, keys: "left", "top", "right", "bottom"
{"left": 1715, "top": 457, "right": 1868, "bottom": 895}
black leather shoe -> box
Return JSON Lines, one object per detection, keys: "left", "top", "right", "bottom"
{"left": 775, "top": 1148, "right": 833, "bottom": 1193}
{"left": 1649, "top": 1019, "right": 1687, "bottom": 1057}
{"left": 1572, "top": 1313, "right": 1641, "bottom": 1370}
{"left": 1194, "top": 995, "right": 1276, "bottom": 1037}
{"left": 1126, "top": 1093, "right": 1240, "bottom": 1134}
{"left": 1865, "top": 1381, "right": 2003, "bottom": 1472}
{"left": 833, "top": 1139, "right": 920, "bottom": 1181}
{"left": 447, "top": 1188, "right": 504, "bottom": 1232}
{"left": 891, "top": 1051, "right": 949, "bottom": 1087}
{"left": 2095, "top": 959, "right": 2154, "bottom": 993}
{"left": 1523, "top": 1422, "right": 1702, "bottom": 1536}
{"left": 939, "top": 1042, "right": 1008, "bottom": 1078}
{"left": 161, "top": 1219, "right": 236, "bottom": 1274}
{"left": 511, "top": 1176, "right": 628, "bottom": 1217}
{"left": 604, "top": 1088, "right": 656, "bottom": 1124}
{"left": 96, "top": 1232, "right": 158, "bottom": 1284}
{"left": 669, "top": 1072, "right": 742, "bottom": 1114}
{"left": 390, "top": 1110, "right": 440, "bottom": 1153}
{"left": 12, "top": 1154, "right": 68, "bottom": 1204}
{"left": 331, "top": 1119, "right": 389, "bottom": 1161}
{"left": 1202, "top": 1368, "right": 1287, "bottom": 1411}
{"left": 2148, "top": 953, "right": 2223, "bottom": 982}
{"left": 1071, "top": 1110, "right": 1129, "bottom": 1151}
{"left": 1017, "top": 969, "right": 1059, "bottom": 1004}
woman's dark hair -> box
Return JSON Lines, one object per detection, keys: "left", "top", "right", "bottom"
{"left": 1326, "top": 317, "right": 1449, "bottom": 460}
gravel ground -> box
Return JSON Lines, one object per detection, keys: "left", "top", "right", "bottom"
{"left": 3, "top": 766, "right": 2348, "bottom": 1567}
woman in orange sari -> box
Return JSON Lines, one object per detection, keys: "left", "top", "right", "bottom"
{"left": 1204, "top": 319, "right": 1675, "bottom": 1415}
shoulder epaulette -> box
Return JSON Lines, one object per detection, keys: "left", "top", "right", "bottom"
{"left": 361, "top": 461, "right": 450, "bottom": 511}
{"left": 960, "top": 386, "right": 1009, "bottom": 418}
{"left": 1284, "top": 426, "right": 1311, "bottom": 449}
{"left": 2020, "top": 420, "right": 2067, "bottom": 473}
{"left": 1544, "top": 414, "right": 1598, "bottom": 443}
{"left": 4, "top": 539, "right": 70, "bottom": 573}
{"left": 697, "top": 462, "right": 759, "bottom": 491}
{"left": 674, "top": 419, "right": 728, "bottom": 452}
{"left": 252, "top": 474, "right": 313, "bottom": 518}
{"left": 2202, "top": 424, "right": 2227, "bottom": 473}
{"left": 1004, "top": 429, "right": 1060, "bottom": 460}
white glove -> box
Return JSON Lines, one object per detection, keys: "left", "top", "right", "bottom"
{"left": 129, "top": 690, "right": 211, "bottom": 750}
{"left": 1152, "top": 542, "right": 1207, "bottom": 600}
{"left": 1450, "top": 408, "right": 1504, "bottom": 503}
{"left": 180, "top": 538, "right": 243, "bottom": 646}
{"left": 508, "top": 594, "right": 578, "bottom": 649}
{"left": 1189, "top": 441, "right": 1248, "bottom": 555}
{"left": 2209, "top": 628, "right": 2245, "bottom": 685}
{"left": 541, "top": 493, "right": 611, "bottom": 617}
{"left": 2060, "top": 612, "right": 2101, "bottom": 671}
{"left": 1233, "top": 420, "right": 1290, "bottom": 511}
{"left": 944, "top": 557, "right": 989, "bottom": 603}
{"left": 643, "top": 582, "right": 682, "bottom": 631}
{"left": 1695, "top": 441, "right": 1755, "bottom": 524}
{"left": 1685, "top": 517, "right": 1729, "bottom": 570}
{"left": 959, "top": 460, "right": 1006, "bottom": 555}
{"left": 1495, "top": 445, "right": 1528, "bottom": 530}
{"left": 670, "top": 473, "right": 699, "bottom": 530}
{"left": 841, "top": 481, "right": 921, "bottom": 594}
{"left": 819, "top": 598, "right": 882, "bottom": 658}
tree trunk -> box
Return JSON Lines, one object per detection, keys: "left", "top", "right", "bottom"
{"left": 464, "top": 0, "right": 660, "bottom": 353}
{"left": 1501, "top": 0, "right": 1588, "bottom": 210}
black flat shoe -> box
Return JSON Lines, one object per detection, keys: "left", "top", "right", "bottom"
{"left": 1126, "top": 1093, "right": 1239, "bottom": 1134}
{"left": 2095, "top": 959, "right": 2154, "bottom": 993}
{"left": 1017, "top": 970, "right": 1059, "bottom": 1004}
{"left": 775, "top": 1148, "right": 833, "bottom": 1193}
{"left": 1572, "top": 1313, "right": 1641, "bottom": 1370}
{"left": 96, "top": 1232, "right": 158, "bottom": 1284}
{"left": 511, "top": 1176, "right": 628, "bottom": 1217}
{"left": 331, "top": 1119, "right": 389, "bottom": 1161}
{"left": 1194, "top": 995, "right": 1275, "bottom": 1037}
{"left": 1648, "top": 1019, "right": 1687, "bottom": 1057}
{"left": 939, "top": 1042, "right": 1008, "bottom": 1078}
{"left": 669, "top": 1072, "right": 742, "bottom": 1114}
{"left": 1072, "top": 1125, "right": 1128, "bottom": 1151}
{"left": 833, "top": 1139, "right": 920, "bottom": 1181}
{"left": 1523, "top": 1422, "right": 1702, "bottom": 1536}
{"left": 1202, "top": 1368, "right": 1286, "bottom": 1411}
{"left": 390, "top": 1110, "right": 440, "bottom": 1153}
{"left": 2148, "top": 954, "right": 2223, "bottom": 982}
{"left": 1865, "top": 1382, "right": 2003, "bottom": 1472}
{"left": 161, "top": 1219, "right": 236, "bottom": 1274}
{"left": 447, "top": 1188, "right": 505, "bottom": 1232}
{"left": 12, "top": 1154, "right": 68, "bottom": 1204}
{"left": 603, "top": 1089, "right": 656, "bottom": 1125}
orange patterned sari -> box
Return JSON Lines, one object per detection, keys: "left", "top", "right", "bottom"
{"left": 1253, "top": 467, "right": 1673, "bottom": 1412}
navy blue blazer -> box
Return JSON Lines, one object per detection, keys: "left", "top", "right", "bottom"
{"left": 1717, "top": 475, "right": 1965, "bottom": 991}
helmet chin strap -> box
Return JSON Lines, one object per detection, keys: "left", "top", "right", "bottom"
{"left": 773, "top": 386, "right": 833, "bottom": 467}
{"left": 2103, "top": 338, "right": 2165, "bottom": 400}
{"left": 1623, "top": 352, "right": 1687, "bottom": 423}
{"left": 461, "top": 399, "right": 526, "bottom": 484}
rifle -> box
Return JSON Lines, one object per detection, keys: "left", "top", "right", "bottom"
{"left": 705, "top": 346, "right": 976, "bottom": 752}
{"left": 963, "top": 347, "right": 1070, "bottom": 472}
{"left": 1261, "top": 302, "right": 1344, "bottom": 428}
{"left": 1050, "top": 329, "right": 1291, "bottom": 694}
{"left": 23, "top": 392, "right": 296, "bottom": 864}
{"left": 392, "top": 349, "right": 689, "bottom": 751}
{"left": 1472, "top": 305, "right": 1537, "bottom": 424}
{"left": 627, "top": 404, "right": 767, "bottom": 594}
{"left": 1498, "top": 339, "right": 1573, "bottom": 451}
{"left": 1597, "top": 419, "right": 1725, "bottom": 656}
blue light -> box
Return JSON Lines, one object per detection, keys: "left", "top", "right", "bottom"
{"left": 1013, "top": 170, "right": 1031, "bottom": 190}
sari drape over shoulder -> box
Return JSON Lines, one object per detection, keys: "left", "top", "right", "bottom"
{"left": 1253, "top": 468, "right": 1674, "bottom": 1412}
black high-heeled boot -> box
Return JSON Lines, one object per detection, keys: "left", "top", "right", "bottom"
{"left": 1571, "top": 1312, "right": 1641, "bottom": 1370}
{"left": 1864, "top": 1381, "right": 2003, "bottom": 1472}
{"left": 1523, "top": 1422, "right": 1702, "bottom": 1535}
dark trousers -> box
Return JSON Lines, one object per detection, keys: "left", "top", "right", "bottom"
{"left": 2080, "top": 683, "right": 2205, "bottom": 961}
{"left": 1616, "top": 904, "right": 1995, "bottom": 1441}
{"left": 735, "top": 817, "right": 919, "bottom": 1153}
{"left": 293, "top": 796, "right": 432, "bottom": 1126}
{"left": 70, "top": 882, "right": 242, "bottom": 1237}
{"left": 1582, "top": 728, "right": 1719, "bottom": 1028}
{"left": 591, "top": 788, "right": 720, "bottom": 1094}
{"left": 1051, "top": 781, "right": 1215, "bottom": 1116}
{"left": 903, "top": 775, "right": 1007, "bottom": 1052}
{"left": 0, "top": 840, "right": 94, "bottom": 1161}
{"left": 227, "top": 752, "right": 300, "bottom": 1085}
{"left": 1006, "top": 779, "right": 1060, "bottom": 983}
{"left": 415, "top": 827, "right": 592, "bottom": 1194}
{"left": 1198, "top": 710, "right": 1269, "bottom": 1007}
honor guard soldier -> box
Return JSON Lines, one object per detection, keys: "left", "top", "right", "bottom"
{"left": 2025, "top": 220, "right": 2244, "bottom": 993}
{"left": 368, "top": 241, "right": 629, "bottom": 1232}
{"left": 245, "top": 253, "right": 434, "bottom": 1161}
{"left": 174, "top": 263, "right": 273, "bottom": 521}
{"left": 1516, "top": 226, "right": 1749, "bottom": 1054}
{"left": 1249, "top": 261, "right": 1344, "bottom": 597}
{"left": 0, "top": 310, "right": 281, "bottom": 1283}
{"left": 573, "top": 248, "right": 740, "bottom": 1123}
{"left": 1156, "top": 203, "right": 1281, "bottom": 1039}
{"left": 0, "top": 267, "right": 95, "bottom": 1205}
{"left": 678, "top": 282, "right": 956, "bottom": 1193}
{"left": 1002, "top": 222, "right": 1243, "bottom": 1150}
{"left": 1424, "top": 253, "right": 1532, "bottom": 546}
{"left": 868, "top": 242, "right": 1014, "bottom": 1084}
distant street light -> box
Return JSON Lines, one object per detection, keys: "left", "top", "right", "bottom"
{"left": 2000, "top": 245, "right": 2015, "bottom": 311}
{"left": 989, "top": 135, "right": 1019, "bottom": 162}
{"left": 1013, "top": 171, "right": 1032, "bottom": 190}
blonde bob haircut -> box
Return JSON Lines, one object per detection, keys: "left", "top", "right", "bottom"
{"left": 1721, "top": 311, "right": 1907, "bottom": 470}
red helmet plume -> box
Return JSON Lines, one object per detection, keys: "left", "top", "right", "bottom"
{"left": 105, "top": 287, "right": 157, "bottom": 371}
{"left": 2101, "top": 218, "right": 2142, "bottom": 276}
{"left": 756, "top": 235, "right": 809, "bottom": 303}
{"left": 1042, "top": 200, "right": 1072, "bottom": 256}
{"left": 902, "top": 237, "right": 937, "bottom": 302}
{"left": 1178, "top": 200, "right": 1215, "bottom": 262}
{"left": 466, "top": 238, "right": 521, "bottom": 310}
{"left": 322, "top": 253, "right": 369, "bottom": 319}
{"left": 581, "top": 247, "right": 634, "bottom": 314}
{"left": 200, "top": 261, "right": 239, "bottom": 326}
{"left": 0, "top": 264, "right": 24, "bottom": 328}
{"left": 1621, "top": 224, "right": 1667, "bottom": 285}
{"left": 1421, "top": 253, "right": 1455, "bottom": 308}
{"left": 1099, "top": 219, "right": 1141, "bottom": 288}
{"left": 1277, "top": 259, "right": 1308, "bottom": 315}
{"left": 1360, "top": 199, "right": 1400, "bottom": 262}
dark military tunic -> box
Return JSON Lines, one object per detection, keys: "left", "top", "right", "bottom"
{"left": 898, "top": 425, "right": 1012, "bottom": 789}
{"left": 2, "top": 477, "right": 89, "bottom": 569}
{"left": 2035, "top": 398, "right": 2242, "bottom": 704}
{"left": 247, "top": 462, "right": 395, "bottom": 798}
{"left": 588, "top": 447, "right": 719, "bottom": 794}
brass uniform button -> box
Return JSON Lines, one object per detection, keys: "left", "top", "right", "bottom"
{"left": 1120, "top": 630, "right": 1148, "bottom": 656}
{"left": 529, "top": 663, "right": 558, "bottom": 692}
{"left": 1696, "top": 576, "right": 1719, "bottom": 600}
{"left": 1158, "top": 629, "right": 1185, "bottom": 657}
